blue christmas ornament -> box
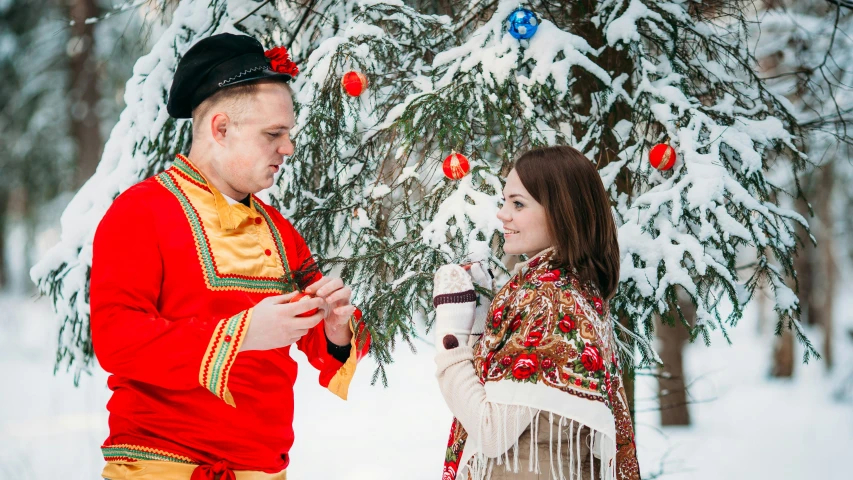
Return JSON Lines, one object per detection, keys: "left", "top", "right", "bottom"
{"left": 506, "top": 7, "right": 539, "bottom": 40}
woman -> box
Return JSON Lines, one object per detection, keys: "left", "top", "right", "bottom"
{"left": 432, "top": 146, "right": 640, "bottom": 480}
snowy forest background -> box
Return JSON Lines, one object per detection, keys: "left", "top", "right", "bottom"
{"left": 0, "top": 0, "right": 851, "bottom": 478}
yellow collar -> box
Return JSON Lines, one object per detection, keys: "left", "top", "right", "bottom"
{"left": 174, "top": 154, "right": 257, "bottom": 231}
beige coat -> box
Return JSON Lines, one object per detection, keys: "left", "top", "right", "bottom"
{"left": 485, "top": 413, "right": 600, "bottom": 480}
{"left": 437, "top": 345, "right": 604, "bottom": 480}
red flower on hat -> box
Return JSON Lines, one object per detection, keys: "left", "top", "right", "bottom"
{"left": 264, "top": 46, "right": 299, "bottom": 77}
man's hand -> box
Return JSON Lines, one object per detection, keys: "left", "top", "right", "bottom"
{"left": 305, "top": 276, "right": 355, "bottom": 346}
{"left": 240, "top": 292, "right": 326, "bottom": 351}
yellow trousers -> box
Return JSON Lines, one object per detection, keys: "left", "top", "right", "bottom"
{"left": 102, "top": 461, "right": 286, "bottom": 480}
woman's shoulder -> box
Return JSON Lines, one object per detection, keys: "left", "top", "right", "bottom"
{"left": 515, "top": 257, "right": 605, "bottom": 316}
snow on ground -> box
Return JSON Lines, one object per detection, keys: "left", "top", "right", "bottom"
{"left": 0, "top": 291, "right": 851, "bottom": 479}
{"left": 633, "top": 304, "right": 853, "bottom": 480}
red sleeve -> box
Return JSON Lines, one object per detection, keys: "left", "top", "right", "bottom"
{"left": 279, "top": 217, "right": 344, "bottom": 374}
{"left": 90, "top": 185, "right": 251, "bottom": 407}
{"left": 270, "top": 208, "right": 370, "bottom": 394}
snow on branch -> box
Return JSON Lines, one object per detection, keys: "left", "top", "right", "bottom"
{"left": 596, "top": 0, "right": 818, "bottom": 363}
{"left": 30, "top": 0, "right": 236, "bottom": 381}
{"left": 32, "top": 0, "right": 829, "bottom": 379}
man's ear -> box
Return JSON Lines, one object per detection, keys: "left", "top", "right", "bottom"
{"left": 210, "top": 112, "right": 230, "bottom": 146}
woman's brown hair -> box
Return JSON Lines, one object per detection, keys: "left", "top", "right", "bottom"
{"left": 514, "top": 145, "right": 621, "bottom": 299}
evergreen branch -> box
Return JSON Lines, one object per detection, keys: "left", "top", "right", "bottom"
{"left": 826, "top": 0, "right": 853, "bottom": 11}
{"left": 454, "top": 0, "right": 499, "bottom": 35}
{"left": 66, "top": 0, "right": 150, "bottom": 27}
{"left": 233, "top": 0, "right": 273, "bottom": 27}
{"left": 286, "top": 0, "right": 318, "bottom": 51}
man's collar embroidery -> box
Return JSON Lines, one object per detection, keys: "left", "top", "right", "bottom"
{"left": 174, "top": 154, "right": 257, "bottom": 231}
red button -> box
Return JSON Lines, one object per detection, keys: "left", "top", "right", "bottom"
{"left": 264, "top": 249, "right": 272, "bottom": 256}
{"left": 254, "top": 217, "right": 262, "bottom": 225}
{"left": 224, "top": 335, "right": 232, "bottom": 343}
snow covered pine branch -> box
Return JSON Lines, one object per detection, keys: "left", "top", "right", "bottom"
{"left": 32, "top": 0, "right": 818, "bottom": 383}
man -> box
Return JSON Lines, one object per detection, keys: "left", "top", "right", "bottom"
{"left": 90, "top": 33, "right": 369, "bottom": 479}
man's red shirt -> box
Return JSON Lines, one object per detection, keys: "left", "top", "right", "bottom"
{"left": 90, "top": 155, "right": 368, "bottom": 472}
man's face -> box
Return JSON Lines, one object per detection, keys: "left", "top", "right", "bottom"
{"left": 216, "top": 82, "right": 295, "bottom": 197}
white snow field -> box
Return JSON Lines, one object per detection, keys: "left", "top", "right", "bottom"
{"left": 0, "top": 293, "right": 850, "bottom": 479}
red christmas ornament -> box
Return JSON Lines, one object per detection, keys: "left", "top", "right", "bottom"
{"left": 442, "top": 152, "right": 471, "bottom": 180}
{"left": 289, "top": 292, "right": 318, "bottom": 317}
{"left": 341, "top": 71, "right": 368, "bottom": 97}
{"left": 649, "top": 143, "right": 677, "bottom": 171}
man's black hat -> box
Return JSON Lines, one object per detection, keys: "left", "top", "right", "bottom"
{"left": 167, "top": 33, "right": 296, "bottom": 119}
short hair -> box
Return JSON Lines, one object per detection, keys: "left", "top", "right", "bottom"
{"left": 191, "top": 78, "right": 293, "bottom": 132}
{"left": 514, "top": 146, "right": 621, "bottom": 300}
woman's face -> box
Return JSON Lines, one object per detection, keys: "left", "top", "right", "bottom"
{"left": 497, "top": 169, "right": 553, "bottom": 257}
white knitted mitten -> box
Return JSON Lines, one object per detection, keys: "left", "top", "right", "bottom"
{"left": 466, "top": 262, "right": 492, "bottom": 346}
{"left": 433, "top": 264, "right": 477, "bottom": 351}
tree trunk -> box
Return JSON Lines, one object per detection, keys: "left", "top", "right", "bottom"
{"left": 0, "top": 189, "right": 8, "bottom": 289}
{"left": 793, "top": 196, "right": 816, "bottom": 325}
{"left": 769, "top": 193, "right": 813, "bottom": 377}
{"left": 657, "top": 294, "right": 692, "bottom": 426}
{"left": 756, "top": 278, "right": 769, "bottom": 334}
{"left": 771, "top": 327, "right": 795, "bottom": 377}
{"left": 813, "top": 162, "right": 835, "bottom": 369}
{"left": 569, "top": 0, "right": 638, "bottom": 422}
{"left": 5, "top": 186, "right": 28, "bottom": 293}
{"left": 69, "top": 0, "right": 102, "bottom": 188}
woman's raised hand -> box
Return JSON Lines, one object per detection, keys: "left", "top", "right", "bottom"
{"left": 432, "top": 264, "right": 478, "bottom": 351}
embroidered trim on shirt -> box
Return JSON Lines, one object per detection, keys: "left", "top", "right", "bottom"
{"left": 200, "top": 309, "right": 251, "bottom": 407}
{"left": 102, "top": 444, "right": 195, "bottom": 464}
{"left": 155, "top": 164, "right": 290, "bottom": 293}
{"left": 173, "top": 155, "right": 208, "bottom": 186}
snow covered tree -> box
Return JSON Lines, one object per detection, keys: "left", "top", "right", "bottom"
{"left": 33, "top": 0, "right": 823, "bottom": 388}
{"left": 751, "top": 0, "right": 852, "bottom": 373}
{"left": 0, "top": 0, "right": 163, "bottom": 369}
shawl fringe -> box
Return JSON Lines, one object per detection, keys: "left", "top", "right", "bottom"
{"left": 459, "top": 406, "right": 617, "bottom": 480}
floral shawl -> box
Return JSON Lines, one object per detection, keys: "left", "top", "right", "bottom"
{"left": 442, "top": 250, "right": 640, "bottom": 480}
